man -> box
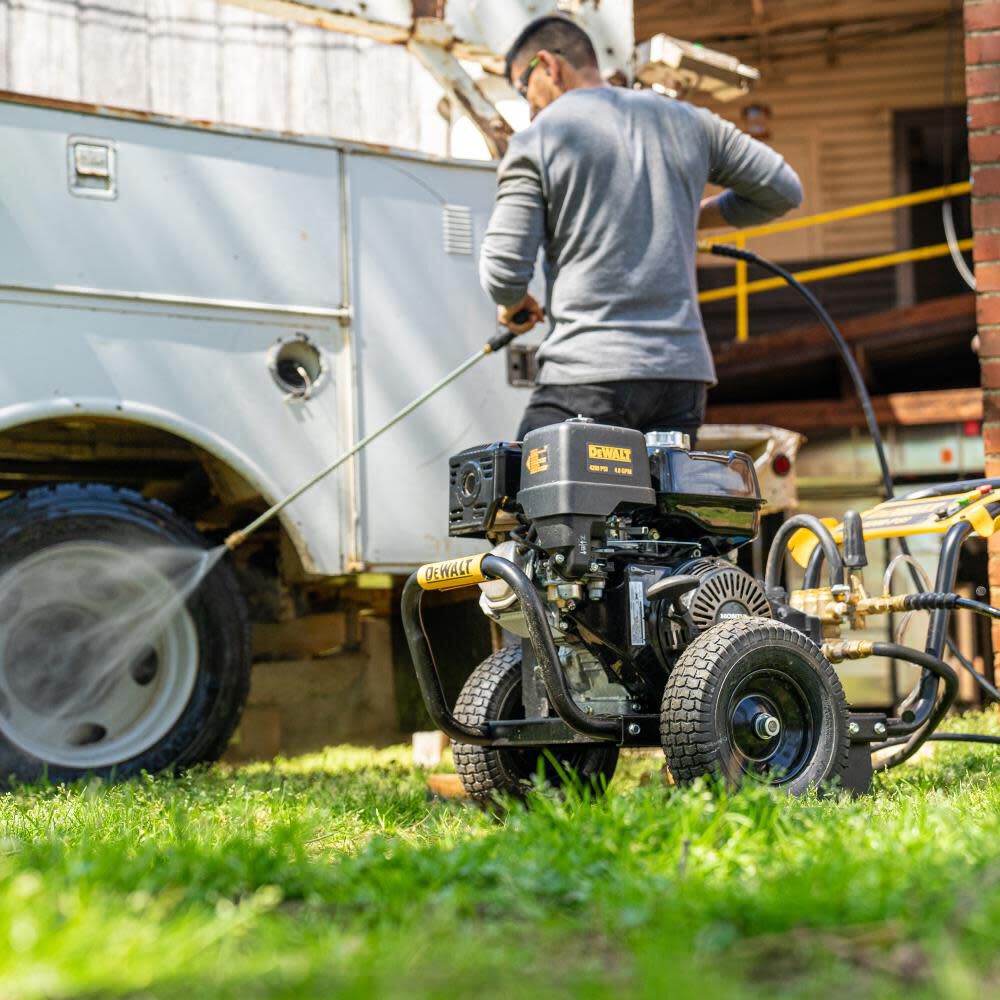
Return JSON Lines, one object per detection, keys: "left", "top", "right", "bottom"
{"left": 478, "top": 15, "right": 803, "bottom": 444}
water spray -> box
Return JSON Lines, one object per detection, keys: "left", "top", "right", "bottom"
{"left": 0, "top": 320, "right": 525, "bottom": 764}
{"left": 223, "top": 323, "right": 523, "bottom": 551}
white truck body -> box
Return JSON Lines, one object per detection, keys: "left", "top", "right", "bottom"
{"left": 0, "top": 90, "right": 530, "bottom": 575}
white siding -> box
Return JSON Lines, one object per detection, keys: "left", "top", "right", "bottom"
{"left": 0, "top": 0, "right": 450, "bottom": 154}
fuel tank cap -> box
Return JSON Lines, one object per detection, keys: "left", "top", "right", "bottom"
{"left": 645, "top": 430, "right": 691, "bottom": 450}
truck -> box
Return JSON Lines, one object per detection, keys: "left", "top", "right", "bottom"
{"left": 0, "top": 88, "right": 535, "bottom": 781}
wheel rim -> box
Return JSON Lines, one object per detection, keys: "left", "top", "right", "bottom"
{"left": 0, "top": 541, "right": 200, "bottom": 769}
{"left": 726, "top": 667, "right": 815, "bottom": 784}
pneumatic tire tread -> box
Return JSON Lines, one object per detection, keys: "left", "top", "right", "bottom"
{"left": 452, "top": 646, "right": 618, "bottom": 804}
{"left": 661, "top": 616, "right": 850, "bottom": 794}
{"left": 452, "top": 646, "right": 522, "bottom": 801}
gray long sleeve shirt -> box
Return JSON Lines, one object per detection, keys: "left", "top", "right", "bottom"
{"left": 478, "top": 87, "right": 803, "bottom": 385}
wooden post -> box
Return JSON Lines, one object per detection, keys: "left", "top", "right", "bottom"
{"left": 967, "top": 0, "right": 1000, "bottom": 670}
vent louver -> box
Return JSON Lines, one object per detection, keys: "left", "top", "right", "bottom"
{"left": 443, "top": 205, "right": 473, "bottom": 256}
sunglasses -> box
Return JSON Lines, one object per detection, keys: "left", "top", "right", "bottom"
{"left": 514, "top": 50, "right": 561, "bottom": 98}
{"left": 515, "top": 56, "right": 541, "bottom": 98}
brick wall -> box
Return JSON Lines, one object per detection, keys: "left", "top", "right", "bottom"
{"left": 968, "top": 0, "right": 1000, "bottom": 664}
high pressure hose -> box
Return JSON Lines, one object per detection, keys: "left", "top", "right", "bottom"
{"left": 707, "top": 244, "right": 897, "bottom": 498}
{"left": 869, "top": 642, "right": 958, "bottom": 771}
{"left": 940, "top": 0, "right": 977, "bottom": 291}
{"left": 879, "top": 732, "right": 1000, "bottom": 748}
{"left": 763, "top": 513, "right": 844, "bottom": 597}
{"left": 902, "top": 591, "right": 1000, "bottom": 621}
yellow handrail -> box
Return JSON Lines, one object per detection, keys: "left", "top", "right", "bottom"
{"left": 699, "top": 239, "right": 974, "bottom": 305}
{"left": 701, "top": 181, "right": 972, "bottom": 244}
{"left": 698, "top": 181, "right": 973, "bottom": 342}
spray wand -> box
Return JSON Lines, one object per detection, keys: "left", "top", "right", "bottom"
{"left": 223, "top": 320, "right": 526, "bottom": 551}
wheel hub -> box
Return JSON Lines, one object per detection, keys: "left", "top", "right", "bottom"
{"left": 753, "top": 712, "right": 781, "bottom": 740}
{"left": 727, "top": 667, "right": 814, "bottom": 781}
{"left": 5, "top": 604, "right": 101, "bottom": 713}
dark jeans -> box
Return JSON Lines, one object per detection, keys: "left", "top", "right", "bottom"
{"left": 516, "top": 379, "right": 708, "bottom": 444}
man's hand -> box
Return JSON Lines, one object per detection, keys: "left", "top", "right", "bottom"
{"left": 498, "top": 293, "right": 545, "bottom": 334}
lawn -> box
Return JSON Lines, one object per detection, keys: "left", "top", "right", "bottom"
{"left": 4, "top": 715, "right": 1000, "bottom": 999}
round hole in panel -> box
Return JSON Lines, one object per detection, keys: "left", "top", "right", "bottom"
{"left": 268, "top": 335, "right": 325, "bottom": 399}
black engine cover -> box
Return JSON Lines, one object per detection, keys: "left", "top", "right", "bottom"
{"left": 517, "top": 419, "right": 655, "bottom": 576}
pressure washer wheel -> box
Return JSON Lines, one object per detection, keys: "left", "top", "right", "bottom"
{"left": 661, "top": 617, "right": 850, "bottom": 795}
{"left": 452, "top": 646, "right": 619, "bottom": 804}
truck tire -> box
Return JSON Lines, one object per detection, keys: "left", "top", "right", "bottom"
{"left": 661, "top": 617, "right": 850, "bottom": 795}
{"left": 452, "top": 646, "right": 618, "bottom": 804}
{"left": 0, "top": 484, "right": 251, "bottom": 784}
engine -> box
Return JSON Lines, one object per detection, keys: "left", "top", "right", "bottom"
{"left": 448, "top": 418, "right": 770, "bottom": 714}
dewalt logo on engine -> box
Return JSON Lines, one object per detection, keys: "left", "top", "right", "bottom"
{"left": 588, "top": 444, "right": 632, "bottom": 463}
{"left": 525, "top": 446, "right": 549, "bottom": 475}
{"left": 587, "top": 443, "right": 633, "bottom": 476}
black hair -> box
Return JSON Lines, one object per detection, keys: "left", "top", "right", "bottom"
{"left": 504, "top": 14, "right": 599, "bottom": 83}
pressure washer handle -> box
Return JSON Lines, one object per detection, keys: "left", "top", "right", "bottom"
{"left": 485, "top": 329, "right": 516, "bottom": 353}
{"left": 485, "top": 308, "right": 532, "bottom": 354}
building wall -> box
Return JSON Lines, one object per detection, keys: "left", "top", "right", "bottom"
{"left": 688, "top": 20, "right": 967, "bottom": 263}
{"left": 966, "top": 0, "right": 1000, "bottom": 666}
{"left": 0, "top": 0, "right": 450, "bottom": 154}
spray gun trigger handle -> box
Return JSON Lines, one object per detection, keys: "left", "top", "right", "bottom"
{"left": 485, "top": 328, "right": 516, "bottom": 353}
{"left": 486, "top": 309, "right": 533, "bottom": 353}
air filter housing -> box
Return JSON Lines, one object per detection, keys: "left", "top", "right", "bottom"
{"left": 447, "top": 442, "right": 522, "bottom": 538}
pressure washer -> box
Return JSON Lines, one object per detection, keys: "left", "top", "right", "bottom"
{"left": 225, "top": 247, "right": 1000, "bottom": 801}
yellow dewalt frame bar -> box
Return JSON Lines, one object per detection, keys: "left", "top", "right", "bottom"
{"left": 788, "top": 487, "right": 1000, "bottom": 568}
{"left": 416, "top": 553, "right": 489, "bottom": 591}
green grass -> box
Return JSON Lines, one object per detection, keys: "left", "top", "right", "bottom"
{"left": 5, "top": 717, "right": 1000, "bottom": 999}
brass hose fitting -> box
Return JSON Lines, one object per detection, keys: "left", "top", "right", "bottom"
{"left": 823, "top": 640, "right": 875, "bottom": 663}
{"left": 224, "top": 530, "right": 247, "bottom": 551}
{"left": 859, "top": 594, "right": 910, "bottom": 615}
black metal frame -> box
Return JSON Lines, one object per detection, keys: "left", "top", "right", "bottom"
{"left": 401, "top": 554, "right": 659, "bottom": 748}
{"left": 867, "top": 521, "right": 967, "bottom": 769}
{"left": 400, "top": 519, "right": 974, "bottom": 763}
{"left": 795, "top": 519, "right": 969, "bottom": 731}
